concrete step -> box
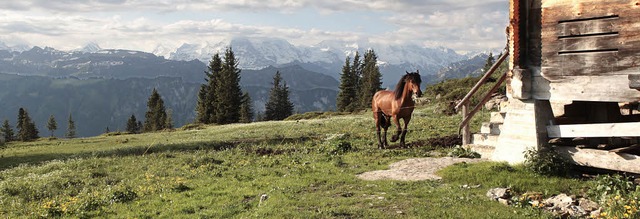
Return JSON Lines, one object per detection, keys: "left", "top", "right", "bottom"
{"left": 472, "top": 133, "right": 499, "bottom": 146}
{"left": 499, "top": 100, "right": 510, "bottom": 113}
{"left": 490, "top": 112, "right": 506, "bottom": 124}
{"left": 481, "top": 122, "right": 503, "bottom": 135}
{"left": 465, "top": 144, "right": 495, "bottom": 159}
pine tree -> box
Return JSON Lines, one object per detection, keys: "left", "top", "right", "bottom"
{"left": 239, "top": 92, "right": 254, "bottom": 123}
{"left": 165, "top": 109, "right": 174, "bottom": 129}
{"left": 47, "top": 114, "right": 57, "bottom": 137}
{"left": 214, "top": 47, "right": 243, "bottom": 124}
{"left": 337, "top": 56, "right": 358, "bottom": 112}
{"left": 16, "top": 107, "right": 26, "bottom": 140}
{"left": 143, "top": 88, "right": 168, "bottom": 132}
{"left": 126, "top": 114, "right": 139, "bottom": 133}
{"left": 1, "top": 119, "right": 14, "bottom": 142}
{"left": 264, "top": 71, "right": 294, "bottom": 121}
{"left": 196, "top": 53, "right": 222, "bottom": 124}
{"left": 351, "top": 51, "right": 363, "bottom": 100}
{"left": 17, "top": 108, "right": 39, "bottom": 141}
{"left": 359, "top": 49, "right": 383, "bottom": 109}
{"left": 482, "top": 52, "right": 495, "bottom": 73}
{"left": 104, "top": 127, "right": 110, "bottom": 134}
{"left": 137, "top": 121, "right": 143, "bottom": 133}
{"left": 66, "top": 114, "right": 76, "bottom": 138}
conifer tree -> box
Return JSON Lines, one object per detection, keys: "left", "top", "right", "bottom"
{"left": 351, "top": 51, "right": 363, "bottom": 99}
{"left": 17, "top": 108, "right": 39, "bottom": 141}
{"left": 47, "top": 114, "right": 57, "bottom": 137}
{"left": 143, "top": 88, "right": 167, "bottom": 132}
{"left": 165, "top": 109, "right": 174, "bottom": 129}
{"left": 214, "top": 47, "right": 243, "bottom": 124}
{"left": 16, "top": 108, "right": 25, "bottom": 135}
{"left": 66, "top": 114, "right": 76, "bottom": 138}
{"left": 337, "top": 56, "right": 358, "bottom": 112}
{"left": 482, "top": 52, "right": 495, "bottom": 73}
{"left": 239, "top": 92, "right": 254, "bottom": 123}
{"left": 126, "top": 114, "right": 139, "bottom": 133}
{"left": 359, "top": 49, "right": 383, "bottom": 109}
{"left": 1, "top": 119, "right": 14, "bottom": 142}
{"left": 104, "top": 127, "right": 110, "bottom": 134}
{"left": 264, "top": 71, "right": 294, "bottom": 121}
{"left": 196, "top": 53, "right": 222, "bottom": 124}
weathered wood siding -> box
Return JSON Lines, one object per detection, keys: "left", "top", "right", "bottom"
{"left": 533, "top": 0, "right": 640, "bottom": 102}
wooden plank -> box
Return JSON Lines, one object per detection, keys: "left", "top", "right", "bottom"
{"left": 540, "top": 0, "right": 640, "bottom": 79}
{"left": 609, "top": 144, "right": 640, "bottom": 153}
{"left": 531, "top": 75, "right": 640, "bottom": 102}
{"left": 630, "top": 74, "right": 640, "bottom": 89}
{"left": 557, "top": 17, "right": 618, "bottom": 37}
{"left": 547, "top": 122, "right": 640, "bottom": 138}
{"left": 542, "top": 0, "right": 640, "bottom": 22}
{"left": 554, "top": 146, "right": 640, "bottom": 174}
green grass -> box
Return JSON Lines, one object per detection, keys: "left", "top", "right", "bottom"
{"left": 0, "top": 105, "right": 587, "bottom": 218}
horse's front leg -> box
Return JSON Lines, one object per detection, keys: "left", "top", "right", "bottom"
{"left": 390, "top": 116, "right": 401, "bottom": 143}
{"left": 400, "top": 117, "right": 411, "bottom": 148}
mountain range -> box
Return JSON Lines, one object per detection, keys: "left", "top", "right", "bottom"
{"left": 155, "top": 37, "right": 476, "bottom": 87}
{"left": 0, "top": 37, "right": 489, "bottom": 137}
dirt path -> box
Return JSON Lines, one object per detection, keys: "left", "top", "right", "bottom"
{"left": 357, "top": 157, "right": 485, "bottom": 181}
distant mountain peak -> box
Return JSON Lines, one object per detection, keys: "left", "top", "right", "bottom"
{"left": 74, "top": 42, "right": 102, "bottom": 53}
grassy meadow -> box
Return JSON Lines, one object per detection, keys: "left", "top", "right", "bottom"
{"left": 0, "top": 103, "right": 590, "bottom": 218}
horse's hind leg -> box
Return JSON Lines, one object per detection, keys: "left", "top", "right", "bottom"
{"left": 375, "top": 112, "right": 386, "bottom": 149}
{"left": 390, "top": 116, "right": 401, "bottom": 143}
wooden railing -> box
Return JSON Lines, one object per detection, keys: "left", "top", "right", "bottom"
{"left": 455, "top": 51, "right": 509, "bottom": 145}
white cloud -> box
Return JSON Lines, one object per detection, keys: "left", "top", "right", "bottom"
{"left": 0, "top": 0, "right": 509, "bottom": 53}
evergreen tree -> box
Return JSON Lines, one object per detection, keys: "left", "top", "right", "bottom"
{"left": 482, "top": 52, "right": 495, "bottom": 73}
{"left": 17, "top": 108, "right": 39, "bottom": 141}
{"left": 214, "top": 47, "right": 243, "bottom": 124}
{"left": 351, "top": 51, "right": 363, "bottom": 100}
{"left": 264, "top": 71, "right": 294, "bottom": 121}
{"left": 47, "top": 114, "right": 57, "bottom": 137}
{"left": 16, "top": 108, "right": 25, "bottom": 135}
{"left": 196, "top": 53, "right": 222, "bottom": 124}
{"left": 137, "top": 121, "right": 143, "bottom": 133}
{"left": 1, "top": 119, "right": 14, "bottom": 142}
{"left": 126, "top": 114, "right": 139, "bottom": 133}
{"left": 66, "top": 114, "right": 76, "bottom": 138}
{"left": 359, "top": 49, "right": 383, "bottom": 108}
{"left": 143, "top": 88, "right": 168, "bottom": 132}
{"left": 105, "top": 127, "right": 110, "bottom": 134}
{"left": 165, "top": 109, "right": 174, "bottom": 129}
{"left": 337, "top": 56, "right": 358, "bottom": 112}
{"left": 239, "top": 92, "right": 254, "bottom": 123}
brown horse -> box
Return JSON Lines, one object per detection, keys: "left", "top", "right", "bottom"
{"left": 372, "top": 71, "right": 422, "bottom": 149}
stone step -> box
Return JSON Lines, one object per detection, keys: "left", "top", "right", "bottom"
{"left": 472, "top": 133, "right": 499, "bottom": 146}
{"left": 490, "top": 112, "right": 506, "bottom": 124}
{"left": 481, "top": 122, "right": 503, "bottom": 135}
{"left": 499, "top": 101, "right": 510, "bottom": 113}
{"left": 465, "top": 144, "right": 495, "bottom": 159}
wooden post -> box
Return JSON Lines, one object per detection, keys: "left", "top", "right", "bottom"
{"left": 461, "top": 102, "right": 471, "bottom": 145}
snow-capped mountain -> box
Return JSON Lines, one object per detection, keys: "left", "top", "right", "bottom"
{"left": 76, "top": 42, "right": 102, "bottom": 53}
{"left": 160, "top": 37, "right": 473, "bottom": 86}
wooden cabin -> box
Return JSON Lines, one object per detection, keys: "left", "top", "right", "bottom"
{"left": 460, "top": 0, "right": 640, "bottom": 173}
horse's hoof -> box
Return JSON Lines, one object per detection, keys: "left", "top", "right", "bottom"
{"left": 390, "top": 135, "right": 399, "bottom": 142}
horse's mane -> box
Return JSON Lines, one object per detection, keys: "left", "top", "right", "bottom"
{"left": 393, "top": 72, "right": 421, "bottom": 100}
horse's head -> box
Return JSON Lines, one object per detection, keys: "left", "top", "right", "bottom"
{"left": 405, "top": 70, "right": 422, "bottom": 98}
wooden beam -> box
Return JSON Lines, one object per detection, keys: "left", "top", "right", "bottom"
{"left": 554, "top": 146, "right": 640, "bottom": 174}
{"left": 547, "top": 122, "right": 640, "bottom": 138}
{"left": 630, "top": 74, "right": 640, "bottom": 89}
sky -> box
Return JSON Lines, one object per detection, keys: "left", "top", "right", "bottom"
{"left": 0, "top": 0, "right": 509, "bottom": 54}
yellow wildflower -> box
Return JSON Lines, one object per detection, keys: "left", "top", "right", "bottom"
{"left": 625, "top": 205, "right": 632, "bottom": 210}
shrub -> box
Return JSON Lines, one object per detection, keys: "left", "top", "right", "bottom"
{"left": 588, "top": 175, "right": 639, "bottom": 218}
{"left": 447, "top": 145, "right": 480, "bottom": 158}
{"left": 523, "top": 146, "right": 572, "bottom": 176}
